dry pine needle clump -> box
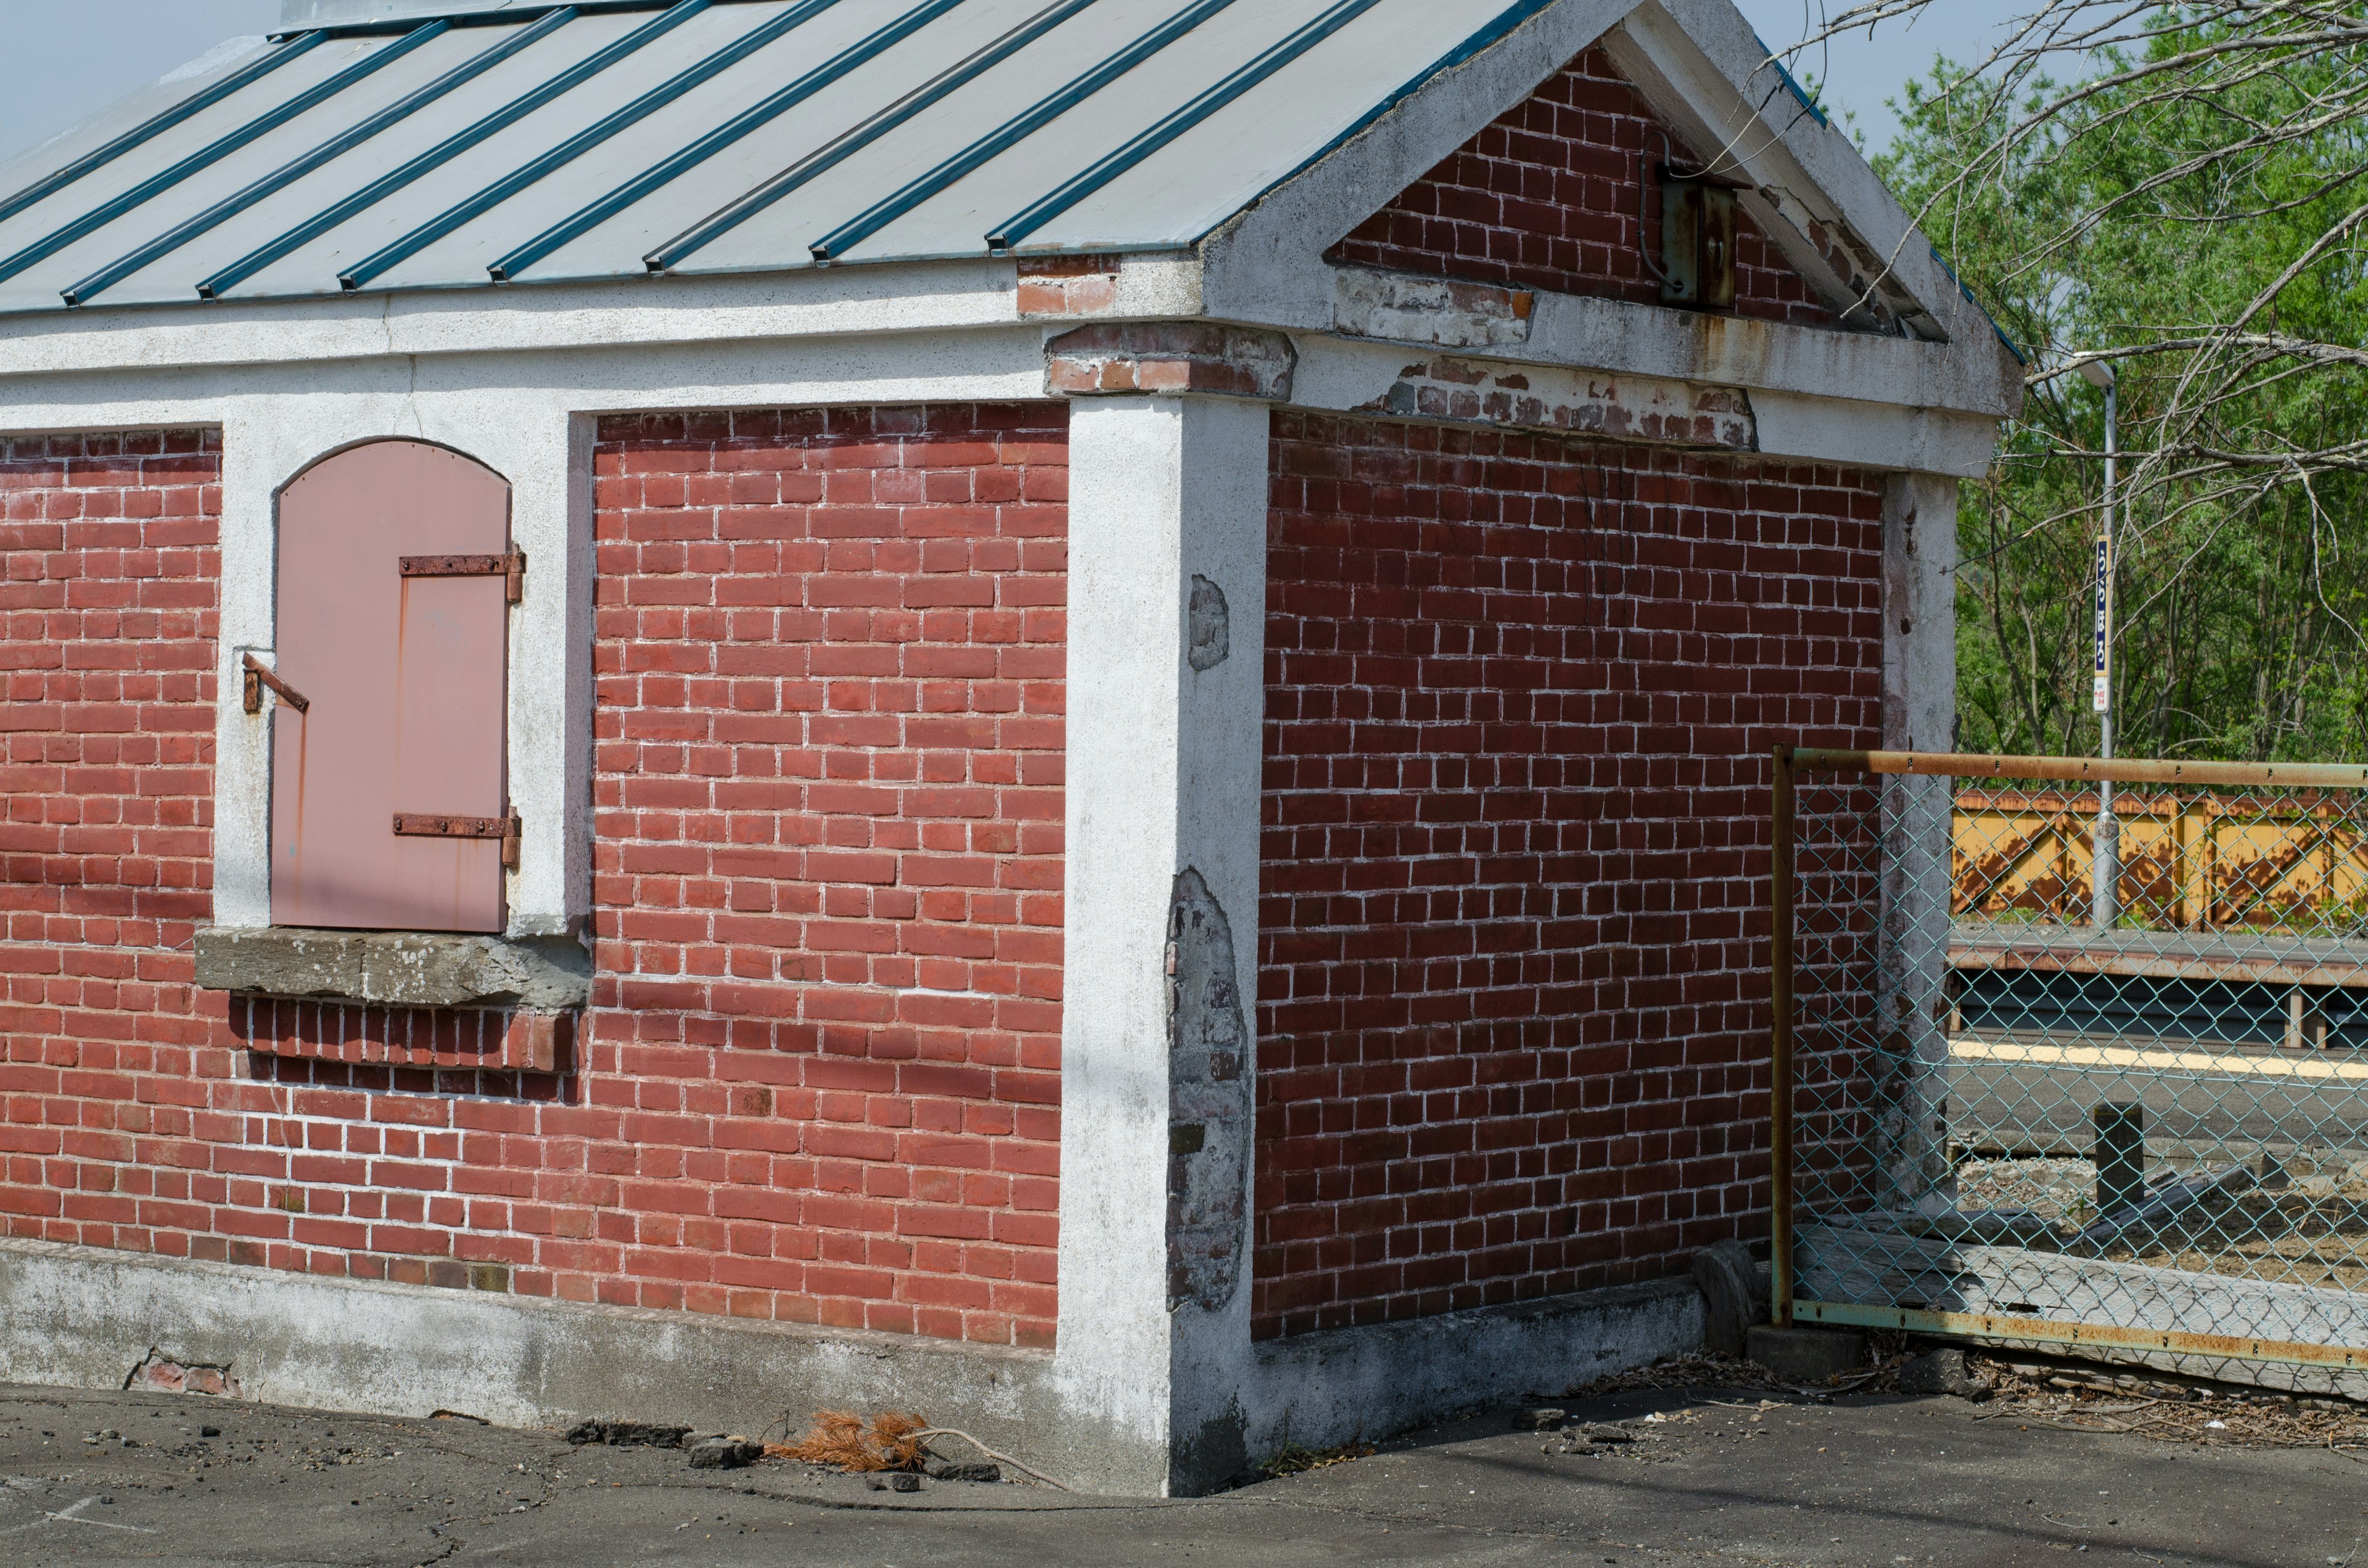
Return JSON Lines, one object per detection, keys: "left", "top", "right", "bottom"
{"left": 775, "top": 1410, "right": 931, "bottom": 1472}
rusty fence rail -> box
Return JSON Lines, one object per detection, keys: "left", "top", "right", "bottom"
{"left": 1772, "top": 747, "right": 2368, "bottom": 1392}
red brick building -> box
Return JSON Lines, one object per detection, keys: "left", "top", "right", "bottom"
{"left": 0, "top": 0, "right": 2012, "bottom": 1494}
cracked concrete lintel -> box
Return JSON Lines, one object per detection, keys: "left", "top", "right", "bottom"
{"left": 192, "top": 926, "right": 591, "bottom": 1011}
{"left": 1356, "top": 353, "right": 1755, "bottom": 450}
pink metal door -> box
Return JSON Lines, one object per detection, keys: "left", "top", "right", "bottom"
{"left": 271, "top": 441, "right": 511, "bottom": 933}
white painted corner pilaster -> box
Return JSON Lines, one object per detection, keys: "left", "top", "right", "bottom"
{"left": 1882, "top": 472, "right": 1960, "bottom": 754}
{"left": 1877, "top": 472, "right": 1962, "bottom": 1212}
{"left": 1056, "top": 393, "right": 1268, "bottom": 1496}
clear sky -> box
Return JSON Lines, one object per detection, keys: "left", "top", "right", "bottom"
{"left": 0, "top": 0, "right": 2011, "bottom": 168}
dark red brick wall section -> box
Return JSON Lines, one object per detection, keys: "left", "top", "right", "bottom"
{"left": 590, "top": 404, "right": 1067, "bottom": 1347}
{"left": 1330, "top": 46, "right": 1835, "bottom": 329}
{"left": 1, "top": 409, "right": 1067, "bottom": 1351}
{"left": 1254, "top": 411, "right": 1884, "bottom": 1340}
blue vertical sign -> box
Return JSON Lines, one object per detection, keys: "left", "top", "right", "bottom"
{"left": 2092, "top": 535, "right": 2111, "bottom": 713}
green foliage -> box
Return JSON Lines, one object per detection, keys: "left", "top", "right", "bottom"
{"left": 1877, "top": 12, "right": 2368, "bottom": 761}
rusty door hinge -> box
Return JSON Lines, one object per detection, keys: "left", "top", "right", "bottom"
{"left": 240, "top": 653, "right": 311, "bottom": 714}
{"left": 393, "top": 808, "right": 522, "bottom": 869}
{"left": 400, "top": 550, "right": 526, "bottom": 604}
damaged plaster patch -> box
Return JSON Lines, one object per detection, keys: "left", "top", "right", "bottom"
{"left": 1186, "top": 575, "right": 1230, "bottom": 672}
{"left": 1364, "top": 356, "right": 1756, "bottom": 449}
{"left": 126, "top": 1348, "right": 242, "bottom": 1398}
{"left": 1333, "top": 269, "right": 1536, "bottom": 349}
{"left": 1167, "top": 869, "right": 1250, "bottom": 1313}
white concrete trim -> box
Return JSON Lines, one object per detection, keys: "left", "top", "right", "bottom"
{"left": 0, "top": 264, "right": 1049, "bottom": 381}
{"left": 1319, "top": 270, "right": 2017, "bottom": 423}
{"left": 1748, "top": 391, "right": 1999, "bottom": 479}
{"left": 1291, "top": 334, "right": 2002, "bottom": 475}
{"left": 1056, "top": 395, "right": 1269, "bottom": 1496}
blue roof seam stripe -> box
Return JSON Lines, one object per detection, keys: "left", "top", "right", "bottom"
{"left": 808, "top": 0, "right": 1238, "bottom": 263}
{"left": 1182, "top": 0, "right": 1558, "bottom": 253}
{"left": 0, "top": 23, "right": 450, "bottom": 288}
{"left": 989, "top": 0, "right": 1383, "bottom": 252}
{"left": 273, "top": 0, "right": 765, "bottom": 38}
{"left": 340, "top": 0, "right": 842, "bottom": 290}
{"left": 201, "top": 0, "right": 708, "bottom": 301}
{"left": 646, "top": 0, "right": 1100, "bottom": 274}
{"left": 0, "top": 34, "right": 328, "bottom": 229}
{"left": 65, "top": 9, "right": 580, "bottom": 308}
{"left": 488, "top": 0, "right": 974, "bottom": 283}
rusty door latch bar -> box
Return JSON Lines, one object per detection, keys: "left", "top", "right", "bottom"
{"left": 400, "top": 550, "right": 525, "bottom": 604}
{"left": 392, "top": 809, "right": 522, "bottom": 869}
{"left": 241, "top": 652, "right": 311, "bottom": 714}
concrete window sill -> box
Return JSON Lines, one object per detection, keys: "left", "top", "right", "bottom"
{"left": 193, "top": 926, "right": 591, "bottom": 1012}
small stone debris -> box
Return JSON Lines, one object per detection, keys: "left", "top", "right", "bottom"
{"left": 924, "top": 1460, "right": 1001, "bottom": 1484}
{"left": 866, "top": 1472, "right": 923, "bottom": 1492}
{"left": 1510, "top": 1408, "right": 1568, "bottom": 1432}
{"left": 686, "top": 1438, "right": 765, "bottom": 1470}
{"left": 200, "top": 1426, "right": 221, "bottom": 1439}
{"left": 565, "top": 1421, "right": 693, "bottom": 1449}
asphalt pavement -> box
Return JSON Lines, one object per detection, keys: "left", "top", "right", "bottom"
{"left": 2, "top": 1377, "right": 2359, "bottom": 1567}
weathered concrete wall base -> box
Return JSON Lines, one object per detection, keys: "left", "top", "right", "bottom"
{"left": 1, "top": 1241, "right": 1704, "bottom": 1493}
{"left": 0, "top": 1240, "right": 1155, "bottom": 1493}
{"left": 1247, "top": 1279, "right": 1705, "bottom": 1459}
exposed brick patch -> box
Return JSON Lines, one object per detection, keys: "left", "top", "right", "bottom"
{"left": 591, "top": 403, "right": 1067, "bottom": 1346}
{"left": 1254, "top": 411, "right": 1883, "bottom": 1340}
{"left": 1044, "top": 323, "right": 1296, "bottom": 400}
{"left": 1330, "top": 46, "right": 1835, "bottom": 329}
{"left": 1016, "top": 253, "right": 1121, "bottom": 318}
{"left": 126, "top": 1349, "right": 241, "bottom": 1397}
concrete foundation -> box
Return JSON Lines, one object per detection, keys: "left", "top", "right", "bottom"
{"left": 1251, "top": 1278, "right": 1704, "bottom": 1457}
{"left": 0, "top": 1239, "right": 1706, "bottom": 1495}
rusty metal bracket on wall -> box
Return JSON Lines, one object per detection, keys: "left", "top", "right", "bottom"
{"left": 400, "top": 550, "right": 525, "bottom": 604}
{"left": 240, "top": 652, "right": 310, "bottom": 714}
{"left": 393, "top": 810, "right": 522, "bottom": 870}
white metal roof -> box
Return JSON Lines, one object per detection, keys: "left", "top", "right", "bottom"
{"left": 0, "top": 0, "right": 1548, "bottom": 317}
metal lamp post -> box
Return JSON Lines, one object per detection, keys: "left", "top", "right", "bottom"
{"left": 2081, "top": 355, "right": 2119, "bottom": 931}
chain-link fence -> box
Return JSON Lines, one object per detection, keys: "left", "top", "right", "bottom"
{"left": 1772, "top": 747, "right": 2368, "bottom": 1392}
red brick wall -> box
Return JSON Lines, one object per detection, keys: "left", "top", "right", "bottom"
{"left": 1330, "top": 46, "right": 1834, "bottom": 329}
{"left": 0, "top": 432, "right": 225, "bottom": 1258}
{"left": 590, "top": 404, "right": 1067, "bottom": 1345}
{"left": 1254, "top": 411, "right": 1883, "bottom": 1339}
{"left": 0, "top": 408, "right": 1066, "bottom": 1351}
